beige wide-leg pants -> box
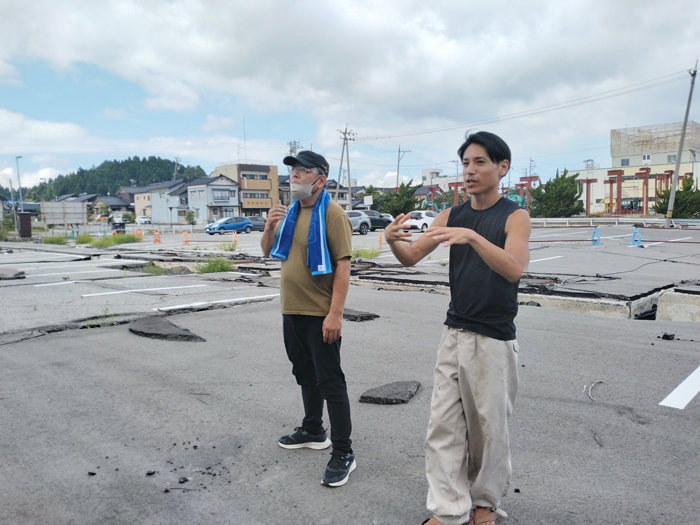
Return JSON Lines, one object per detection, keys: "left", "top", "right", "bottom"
{"left": 425, "top": 327, "right": 519, "bottom": 525}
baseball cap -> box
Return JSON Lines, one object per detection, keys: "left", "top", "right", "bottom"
{"left": 283, "top": 150, "right": 329, "bottom": 176}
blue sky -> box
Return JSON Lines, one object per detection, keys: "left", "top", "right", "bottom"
{"left": 1, "top": 0, "right": 699, "bottom": 193}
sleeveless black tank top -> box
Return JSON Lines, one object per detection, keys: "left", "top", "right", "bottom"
{"left": 445, "top": 197, "right": 521, "bottom": 340}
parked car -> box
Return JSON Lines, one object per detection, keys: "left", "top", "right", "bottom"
{"left": 205, "top": 216, "right": 253, "bottom": 235}
{"left": 247, "top": 216, "right": 267, "bottom": 231}
{"left": 361, "top": 210, "right": 392, "bottom": 231}
{"left": 345, "top": 211, "right": 370, "bottom": 235}
{"left": 404, "top": 210, "right": 438, "bottom": 231}
{"left": 380, "top": 213, "right": 394, "bottom": 220}
{"left": 135, "top": 216, "right": 151, "bottom": 225}
{"left": 93, "top": 214, "right": 108, "bottom": 223}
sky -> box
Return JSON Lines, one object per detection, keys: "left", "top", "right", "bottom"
{"left": 1, "top": 0, "right": 699, "bottom": 194}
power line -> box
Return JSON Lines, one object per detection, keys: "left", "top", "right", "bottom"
{"left": 356, "top": 70, "right": 690, "bottom": 141}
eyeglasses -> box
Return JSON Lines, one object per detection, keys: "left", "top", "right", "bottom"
{"left": 291, "top": 166, "right": 321, "bottom": 176}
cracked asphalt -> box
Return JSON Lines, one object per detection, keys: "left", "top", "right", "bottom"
{"left": 1, "top": 226, "right": 699, "bottom": 524}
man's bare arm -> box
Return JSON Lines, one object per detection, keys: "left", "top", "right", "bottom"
{"left": 323, "top": 257, "right": 350, "bottom": 343}
{"left": 425, "top": 209, "right": 531, "bottom": 282}
{"left": 385, "top": 210, "right": 447, "bottom": 267}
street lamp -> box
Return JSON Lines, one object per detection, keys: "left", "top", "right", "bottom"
{"left": 15, "top": 156, "right": 23, "bottom": 212}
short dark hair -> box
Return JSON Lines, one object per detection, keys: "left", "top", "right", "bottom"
{"left": 457, "top": 131, "right": 511, "bottom": 165}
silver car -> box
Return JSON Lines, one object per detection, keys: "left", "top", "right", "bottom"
{"left": 345, "top": 211, "right": 371, "bottom": 235}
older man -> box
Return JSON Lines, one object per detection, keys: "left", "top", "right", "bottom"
{"left": 261, "top": 150, "right": 356, "bottom": 487}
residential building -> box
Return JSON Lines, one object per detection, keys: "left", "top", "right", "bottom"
{"left": 211, "top": 163, "right": 279, "bottom": 216}
{"left": 166, "top": 186, "right": 189, "bottom": 224}
{"left": 149, "top": 181, "right": 188, "bottom": 224}
{"left": 93, "top": 195, "right": 130, "bottom": 213}
{"left": 185, "top": 175, "right": 239, "bottom": 224}
{"left": 422, "top": 168, "right": 462, "bottom": 193}
{"left": 117, "top": 180, "right": 185, "bottom": 218}
{"left": 325, "top": 179, "right": 350, "bottom": 209}
{"left": 278, "top": 175, "right": 290, "bottom": 205}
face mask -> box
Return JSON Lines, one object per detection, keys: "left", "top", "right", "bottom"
{"left": 291, "top": 178, "right": 320, "bottom": 201}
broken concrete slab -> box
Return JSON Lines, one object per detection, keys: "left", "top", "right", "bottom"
{"left": 343, "top": 309, "right": 379, "bottom": 322}
{"left": 128, "top": 317, "right": 206, "bottom": 342}
{"left": 0, "top": 268, "right": 25, "bottom": 280}
{"left": 657, "top": 290, "right": 700, "bottom": 322}
{"left": 359, "top": 381, "right": 420, "bottom": 405}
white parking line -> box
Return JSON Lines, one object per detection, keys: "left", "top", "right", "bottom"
{"left": 81, "top": 284, "right": 209, "bottom": 298}
{"left": 659, "top": 364, "right": 700, "bottom": 409}
{"left": 26, "top": 269, "right": 126, "bottom": 277}
{"left": 645, "top": 236, "right": 693, "bottom": 247}
{"left": 530, "top": 256, "right": 563, "bottom": 263}
{"left": 154, "top": 293, "right": 280, "bottom": 312}
{"left": 14, "top": 259, "right": 147, "bottom": 270}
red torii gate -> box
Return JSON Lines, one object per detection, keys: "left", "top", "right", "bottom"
{"left": 607, "top": 169, "right": 624, "bottom": 215}
{"left": 517, "top": 176, "right": 539, "bottom": 208}
{"left": 634, "top": 167, "right": 651, "bottom": 215}
{"left": 578, "top": 177, "right": 598, "bottom": 216}
{"left": 448, "top": 181, "right": 468, "bottom": 206}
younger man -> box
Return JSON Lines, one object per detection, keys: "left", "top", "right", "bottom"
{"left": 261, "top": 151, "right": 356, "bottom": 487}
{"left": 385, "top": 132, "right": 530, "bottom": 525}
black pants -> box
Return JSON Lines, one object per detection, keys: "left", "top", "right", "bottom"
{"left": 282, "top": 314, "right": 352, "bottom": 454}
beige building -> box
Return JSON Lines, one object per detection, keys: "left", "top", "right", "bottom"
{"left": 211, "top": 163, "right": 280, "bottom": 217}
{"left": 576, "top": 122, "right": 699, "bottom": 215}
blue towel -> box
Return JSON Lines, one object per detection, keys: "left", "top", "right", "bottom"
{"left": 270, "top": 189, "right": 332, "bottom": 276}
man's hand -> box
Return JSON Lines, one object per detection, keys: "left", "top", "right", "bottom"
{"left": 384, "top": 213, "right": 413, "bottom": 244}
{"left": 322, "top": 312, "right": 342, "bottom": 344}
{"left": 425, "top": 226, "right": 473, "bottom": 247}
{"left": 265, "top": 204, "right": 287, "bottom": 232}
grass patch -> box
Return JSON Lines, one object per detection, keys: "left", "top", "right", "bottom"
{"left": 32, "top": 226, "right": 47, "bottom": 232}
{"left": 194, "top": 255, "right": 235, "bottom": 273}
{"left": 90, "top": 233, "right": 141, "bottom": 247}
{"left": 74, "top": 233, "right": 93, "bottom": 244}
{"left": 351, "top": 247, "right": 381, "bottom": 260}
{"left": 141, "top": 263, "right": 166, "bottom": 276}
{"left": 218, "top": 241, "right": 238, "bottom": 252}
{"left": 42, "top": 236, "right": 68, "bottom": 245}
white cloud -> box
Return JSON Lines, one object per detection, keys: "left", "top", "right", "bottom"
{"left": 99, "top": 108, "right": 126, "bottom": 120}
{"left": 202, "top": 114, "right": 234, "bottom": 131}
{"left": 1, "top": 0, "right": 699, "bottom": 184}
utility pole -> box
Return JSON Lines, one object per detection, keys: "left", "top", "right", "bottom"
{"left": 287, "top": 140, "right": 303, "bottom": 157}
{"left": 336, "top": 126, "right": 355, "bottom": 209}
{"left": 666, "top": 61, "right": 698, "bottom": 227}
{"left": 15, "top": 156, "right": 23, "bottom": 212}
{"left": 9, "top": 179, "right": 17, "bottom": 230}
{"left": 395, "top": 146, "right": 410, "bottom": 190}
{"left": 172, "top": 157, "right": 180, "bottom": 181}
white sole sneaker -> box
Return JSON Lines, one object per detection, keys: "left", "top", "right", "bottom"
{"left": 278, "top": 437, "right": 332, "bottom": 450}
{"left": 322, "top": 459, "right": 356, "bottom": 487}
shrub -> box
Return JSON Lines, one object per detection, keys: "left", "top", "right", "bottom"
{"left": 218, "top": 241, "right": 238, "bottom": 252}
{"left": 351, "top": 247, "right": 381, "bottom": 260}
{"left": 195, "top": 255, "right": 235, "bottom": 273}
{"left": 90, "top": 233, "right": 141, "bottom": 247}
{"left": 75, "top": 233, "right": 93, "bottom": 244}
{"left": 42, "top": 236, "right": 68, "bottom": 245}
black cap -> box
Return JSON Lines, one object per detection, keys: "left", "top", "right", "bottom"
{"left": 283, "top": 150, "right": 329, "bottom": 176}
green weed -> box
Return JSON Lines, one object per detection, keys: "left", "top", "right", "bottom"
{"left": 75, "top": 233, "right": 93, "bottom": 244}
{"left": 218, "top": 241, "right": 238, "bottom": 252}
{"left": 42, "top": 236, "right": 68, "bottom": 245}
{"left": 351, "top": 247, "right": 381, "bottom": 260}
{"left": 90, "top": 233, "right": 141, "bottom": 247}
{"left": 141, "top": 263, "right": 166, "bottom": 276}
{"left": 195, "top": 255, "right": 235, "bottom": 273}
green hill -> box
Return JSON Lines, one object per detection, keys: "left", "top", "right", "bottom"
{"left": 5, "top": 157, "right": 207, "bottom": 202}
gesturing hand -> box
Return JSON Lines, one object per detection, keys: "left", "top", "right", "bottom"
{"left": 265, "top": 205, "right": 287, "bottom": 232}
{"left": 424, "top": 226, "right": 473, "bottom": 247}
{"left": 384, "top": 213, "right": 414, "bottom": 244}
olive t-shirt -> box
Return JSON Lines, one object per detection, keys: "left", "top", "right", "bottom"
{"left": 278, "top": 200, "right": 353, "bottom": 316}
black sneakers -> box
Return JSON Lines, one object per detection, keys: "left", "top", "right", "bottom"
{"left": 278, "top": 427, "right": 332, "bottom": 450}
{"left": 321, "top": 450, "right": 356, "bottom": 487}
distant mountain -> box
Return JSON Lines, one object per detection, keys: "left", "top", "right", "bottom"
{"left": 16, "top": 156, "right": 207, "bottom": 202}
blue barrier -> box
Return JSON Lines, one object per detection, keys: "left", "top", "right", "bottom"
{"left": 591, "top": 227, "right": 601, "bottom": 246}
{"left": 631, "top": 228, "right": 642, "bottom": 247}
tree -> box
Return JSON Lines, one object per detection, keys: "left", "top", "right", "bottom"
{"left": 653, "top": 176, "right": 700, "bottom": 218}
{"left": 528, "top": 169, "right": 584, "bottom": 218}
{"left": 373, "top": 180, "right": 422, "bottom": 216}
{"left": 185, "top": 210, "right": 197, "bottom": 225}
